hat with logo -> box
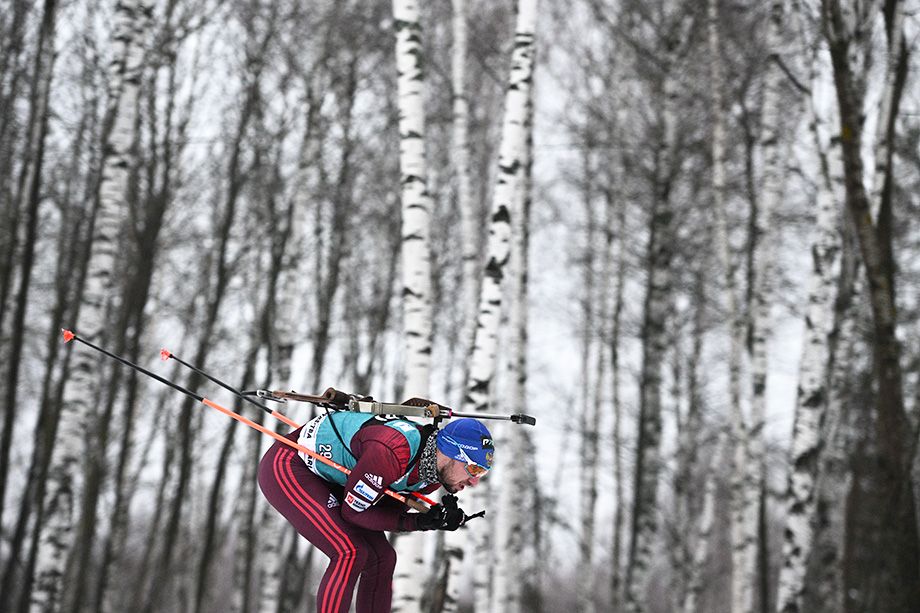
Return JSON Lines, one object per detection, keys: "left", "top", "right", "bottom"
{"left": 436, "top": 418, "right": 494, "bottom": 470}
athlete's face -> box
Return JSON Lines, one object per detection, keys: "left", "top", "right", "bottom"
{"left": 436, "top": 451, "right": 483, "bottom": 493}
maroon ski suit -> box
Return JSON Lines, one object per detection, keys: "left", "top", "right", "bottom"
{"left": 258, "top": 425, "right": 439, "bottom": 613}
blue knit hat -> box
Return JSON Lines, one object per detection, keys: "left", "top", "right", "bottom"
{"left": 436, "top": 418, "right": 494, "bottom": 470}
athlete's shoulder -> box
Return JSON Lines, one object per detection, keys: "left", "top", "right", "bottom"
{"left": 354, "top": 417, "right": 420, "bottom": 465}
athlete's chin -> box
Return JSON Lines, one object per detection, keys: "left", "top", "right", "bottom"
{"left": 443, "top": 483, "right": 463, "bottom": 494}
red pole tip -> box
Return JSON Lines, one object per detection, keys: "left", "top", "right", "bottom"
{"left": 160, "top": 349, "right": 171, "bottom": 361}
{"left": 62, "top": 329, "right": 75, "bottom": 343}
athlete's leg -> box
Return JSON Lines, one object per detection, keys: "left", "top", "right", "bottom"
{"left": 259, "top": 441, "right": 370, "bottom": 613}
{"left": 355, "top": 531, "right": 398, "bottom": 613}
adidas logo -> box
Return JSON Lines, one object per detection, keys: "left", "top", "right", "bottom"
{"left": 327, "top": 494, "right": 339, "bottom": 508}
{"left": 364, "top": 473, "right": 383, "bottom": 488}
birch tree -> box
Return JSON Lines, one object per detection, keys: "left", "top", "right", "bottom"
{"left": 391, "top": 1, "right": 434, "bottom": 609}
{"left": 394, "top": 0, "right": 434, "bottom": 400}
{"left": 492, "top": 84, "right": 533, "bottom": 613}
{"left": 31, "top": 1, "right": 150, "bottom": 610}
{"left": 0, "top": 0, "right": 59, "bottom": 534}
{"left": 575, "top": 125, "right": 614, "bottom": 613}
{"left": 677, "top": 4, "right": 735, "bottom": 611}
{"left": 608, "top": 163, "right": 628, "bottom": 613}
{"left": 805, "top": 228, "right": 858, "bottom": 613}
{"left": 773, "top": 23, "right": 844, "bottom": 610}
{"left": 452, "top": 0, "right": 478, "bottom": 372}
{"left": 0, "top": 25, "right": 105, "bottom": 607}
{"left": 92, "top": 6, "right": 206, "bottom": 606}
{"left": 773, "top": 173, "right": 841, "bottom": 611}
{"left": 623, "top": 3, "right": 693, "bottom": 608}
{"left": 821, "top": 1, "right": 919, "bottom": 610}
{"left": 0, "top": 0, "right": 33, "bottom": 335}
{"left": 625, "top": 76, "right": 677, "bottom": 613}
{"left": 682, "top": 431, "right": 727, "bottom": 613}
{"left": 443, "top": 1, "right": 537, "bottom": 610}
{"left": 733, "top": 2, "right": 785, "bottom": 611}
{"left": 703, "top": 2, "right": 753, "bottom": 608}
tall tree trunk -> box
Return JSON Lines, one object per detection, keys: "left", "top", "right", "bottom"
{"left": 230, "top": 104, "right": 298, "bottom": 613}
{"left": 680, "top": 264, "right": 712, "bottom": 613}
{"left": 737, "top": 3, "right": 785, "bottom": 612}
{"left": 93, "top": 21, "right": 192, "bottom": 608}
{"left": 193, "top": 356, "right": 259, "bottom": 613}
{"left": 0, "top": 0, "right": 58, "bottom": 533}
{"left": 0, "top": 0, "right": 32, "bottom": 333}
{"left": 392, "top": 1, "right": 435, "bottom": 608}
{"left": 822, "top": 1, "right": 920, "bottom": 610}
{"left": 491, "top": 85, "right": 533, "bottom": 613}
{"left": 774, "top": 43, "right": 845, "bottom": 612}
{"left": 1, "top": 73, "right": 101, "bottom": 610}
{"left": 705, "top": 2, "right": 755, "bottom": 608}
{"left": 441, "top": 2, "right": 536, "bottom": 611}
{"left": 307, "top": 55, "right": 358, "bottom": 393}
{"left": 576, "top": 131, "right": 609, "bottom": 613}
{"left": 771, "top": 225, "right": 833, "bottom": 608}
{"left": 609, "top": 169, "right": 627, "bottom": 612}
{"left": 71, "top": 19, "right": 190, "bottom": 608}
{"left": 624, "top": 71, "right": 677, "bottom": 613}
{"left": 805, "top": 225, "right": 858, "bottom": 613}
{"left": 451, "top": 0, "right": 478, "bottom": 397}
{"left": 30, "top": 2, "right": 148, "bottom": 610}
{"left": 683, "top": 430, "right": 727, "bottom": 613}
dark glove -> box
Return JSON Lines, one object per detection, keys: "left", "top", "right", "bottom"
{"left": 416, "top": 497, "right": 467, "bottom": 531}
{"left": 442, "top": 494, "right": 459, "bottom": 510}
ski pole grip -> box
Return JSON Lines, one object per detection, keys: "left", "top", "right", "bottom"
{"left": 510, "top": 414, "right": 536, "bottom": 426}
{"left": 406, "top": 497, "right": 430, "bottom": 512}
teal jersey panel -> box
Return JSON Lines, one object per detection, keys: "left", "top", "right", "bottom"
{"left": 300, "top": 412, "right": 430, "bottom": 492}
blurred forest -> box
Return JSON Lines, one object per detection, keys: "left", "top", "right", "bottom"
{"left": 1, "top": 0, "right": 919, "bottom": 612}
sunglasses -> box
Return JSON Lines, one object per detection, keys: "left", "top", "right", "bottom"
{"left": 454, "top": 445, "right": 490, "bottom": 478}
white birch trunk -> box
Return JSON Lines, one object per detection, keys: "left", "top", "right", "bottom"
{"left": 393, "top": 1, "right": 434, "bottom": 610}
{"left": 736, "top": 3, "right": 785, "bottom": 611}
{"left": 491, "top": 87, "right": 533, "bottom": 613}
{"left": 31, "top": 3, "right": 148, "bottom": 610}
{"left": 394, "top": 0, "right": 433, "bottom": 399}
{"left": 774, "top": 38, "right": 846, "bottom": 613}
{"left": 444, "top": 2, "right": 537, "bottom": 611}
{"left": 452, "top": 0, "right": 478, "bottom": 369}
{"left": 808, "top": 256, "right": 856, "bottom": 613}
{"left": 773, "top": 173, "right": 840, "bottom": 612}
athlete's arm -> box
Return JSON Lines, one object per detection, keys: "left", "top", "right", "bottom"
{"left": 340, "top": 439, "right": 423, "bottom": 531}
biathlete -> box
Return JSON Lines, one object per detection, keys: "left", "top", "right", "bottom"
{"left": 258, "top": 410, "right": 494, "bottom": 613}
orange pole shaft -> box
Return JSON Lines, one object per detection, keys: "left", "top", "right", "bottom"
{"left": 270, "top": 409, "right": 300, "bottom": 429}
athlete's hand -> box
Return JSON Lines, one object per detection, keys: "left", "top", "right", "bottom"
{"left": 416, "top": 497, "right": 467, "bottom": 531}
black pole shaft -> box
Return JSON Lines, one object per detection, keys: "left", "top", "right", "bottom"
{"left": 66, "top": 331, "right": 203, "bottom": 402}
{"left": 164, "top": 351, "right": 272, "bottom": 415}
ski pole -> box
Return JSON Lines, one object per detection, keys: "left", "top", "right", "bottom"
{"left": 159, "top": 349, "right": 299, "bottom": 429}
{"left": 161, "top": 349, "right": 439, "bottom": 508}
{"left": 61, "top": 329, "right": 431, "bottom": 511}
